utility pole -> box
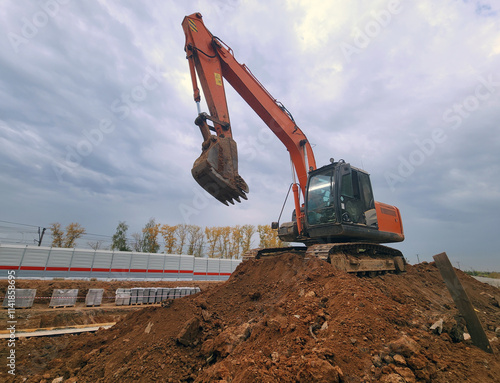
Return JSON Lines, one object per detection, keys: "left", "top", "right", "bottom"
{"left": 37, "top": 227, "right": 46, "bottom": 246}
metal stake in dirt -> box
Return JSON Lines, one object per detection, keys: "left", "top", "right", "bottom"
{"left": 433, "top": 252, "right": 494, "bottom": 354}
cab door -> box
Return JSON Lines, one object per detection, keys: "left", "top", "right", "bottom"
{"left": 305, "top": 166, "right": 336, "bottom": 226}
{"left": 338, "top": 164, "right": 378, "bottom": 228}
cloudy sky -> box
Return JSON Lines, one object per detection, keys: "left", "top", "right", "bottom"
{"left": 1, "top": 0, "right": 499, "bottom": 270}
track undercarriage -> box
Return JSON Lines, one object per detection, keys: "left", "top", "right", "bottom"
{"left": 243, "top": 243, "right": 406, "bottom": 276}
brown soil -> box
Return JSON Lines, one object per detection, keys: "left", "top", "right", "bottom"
{"left": 1, "top": 253, "right": 499, "bottom": 382}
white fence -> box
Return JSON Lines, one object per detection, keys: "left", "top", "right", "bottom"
{"left": 473, "top": 276, "right": 500, "bottom": 289}
{"left": 0, "top": 244, "right": 241, "bottom": 281}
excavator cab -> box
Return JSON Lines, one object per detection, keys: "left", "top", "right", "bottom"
{"left": 279, "top": 161, "right": 382, "bottom": 243}
{"left": 299, "top": 161, "right": 404, "bottom": 247}
{"left": 305, "top": 161, "right": 377, "bottom": 229}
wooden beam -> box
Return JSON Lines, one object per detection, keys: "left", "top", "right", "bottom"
{"left": 433, "top": 252, "right": 493, "bottom": 354}
{"left": 0, "top": 322, "right": 116, "bottom": 339}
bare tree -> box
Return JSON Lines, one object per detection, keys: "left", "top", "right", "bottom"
{"left": 204, "top": 226, "right": 218, "bottom": 258}
{"left": 87, "top": 240, "right": 104, "bottom": 250}
{"left": 176, "top": 224, "right": 189, "bottom": 254}
{"left": 187, "top": 225, "right": 204, "bottom": 257}
{"left": 131, "top": 232, "right": 144, "bottom": 252}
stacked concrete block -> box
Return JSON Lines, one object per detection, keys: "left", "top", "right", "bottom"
{"left": 2, "top": 289, "right": 36, "bottom": 308}
{"left": 157, "top": 288, "right": 168, "bottom": 303}
{"left": 148, "top": 288, "right": 158, "bottom": 304}
{"left": 49, "top": 289, "right": 78, "bottom": 308}
{"left": 115, "top": 288, "right": 131, "bottom": 306}
{"left": 85, "top": 289, "right": 104, "bottom": 306}
{"left": 130, "top": 288, "right": 144, "bottom": 305}
{"left": 142, "top": 288, "right": 150, "bottom": 304}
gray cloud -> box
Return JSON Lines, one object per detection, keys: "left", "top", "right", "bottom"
{"left": 0, "top": 1, "right": 499, "bottom": 270}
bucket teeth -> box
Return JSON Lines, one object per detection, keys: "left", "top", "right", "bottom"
{"left": 191, "top": 135, "right": 249, "bottom": 205}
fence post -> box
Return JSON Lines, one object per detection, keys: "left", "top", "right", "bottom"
{"left": 18, "top": 245, "right": 28, "bottom": 274}
{"left": 67, "top": 248, "right": 76, "bottom": 278}
{"left": 433, "top": 252, "right": 494, "bottom": 354}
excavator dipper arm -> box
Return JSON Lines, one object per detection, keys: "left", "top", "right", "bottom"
{"left": 182, "top": 13, "right": 316, "bottom": 215}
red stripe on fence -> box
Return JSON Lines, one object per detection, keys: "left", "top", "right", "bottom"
{"left": 45, "top": 267, "right": 69, "bottom": 271}
{"left": 194, "top": 272, "right": 219, "bottom": 276}
{"left": 20, "top": 266, "right": 45, "bottom": 271}
{"left": 193, "top": 272, "right": 231, "bottom": 276}
{"left": 69, "top": 267, "right": 92, "bottom": 272}
{"left": 0, "top": 265, "right": 19, "bottom": 270}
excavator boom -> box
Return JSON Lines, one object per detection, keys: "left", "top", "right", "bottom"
{"left": 182, "top": 13, "right": 315, "bottom": 211}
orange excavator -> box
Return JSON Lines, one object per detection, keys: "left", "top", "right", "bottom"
{"left": 182, "top": 13, "right": 405, "bottom": 274}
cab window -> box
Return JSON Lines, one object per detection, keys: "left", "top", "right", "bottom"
{"left": 340, "top": 169, "right": 377, "bottom": 226}
{"left": 306, "top": 170, "right": 335, "bottom": 225}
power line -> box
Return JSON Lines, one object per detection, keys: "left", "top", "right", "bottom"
{"left": 0, "top": 219, "right": 117, "bottom": 239}
{"left": 0, "top": 219, "right": 42, "bottom": 228}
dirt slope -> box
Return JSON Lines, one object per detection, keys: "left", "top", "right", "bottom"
{"left": 2, "top": 253, "right": 499, "bottom": 382}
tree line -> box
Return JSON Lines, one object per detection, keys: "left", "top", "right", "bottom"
{"left": 49, "top": 219, "right": 285, "bottom": 259}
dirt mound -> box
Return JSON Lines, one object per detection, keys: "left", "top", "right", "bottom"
{"left": 3, "top": 253, "right": 500, "bottom": 382}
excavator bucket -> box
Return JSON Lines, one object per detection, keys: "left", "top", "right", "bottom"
{"left": 191, "top": 135, "right": 249, "bottom": 205}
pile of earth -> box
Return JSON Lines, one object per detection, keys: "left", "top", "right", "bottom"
{"left": 2, "top": 253, "right": 499, "bottom": 382}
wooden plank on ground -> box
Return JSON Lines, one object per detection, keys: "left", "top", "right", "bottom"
{"left": 433, "top": 252, "right": 494, "bottom": 354}
{"left": 0, "top": 322, "right": 116, "bottom": 339}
